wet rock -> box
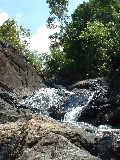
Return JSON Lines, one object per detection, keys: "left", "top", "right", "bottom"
{"left": 110, "top": 67, "right": 120, "bottom": 91}
{"left": 96, "top": 134, "right": 120, "bottom": 160}
{"left": 41, "top": 72, "right": 73, "bottom": 88}
{"left": 71, "top": 76, "right": 120, "bottom": 128}
{"left": 103, "top": 110, "right": 120, "bottom": 128}
{"left": 80, "top": 104, "right": 120, "bottom": 128}
{"left": 63, "top": 121, "right": 120, "bottom": 160}
{"left": 67, "top": 77, "right": 109, "bottom": 91}
{"left": 0, "top": 97, "right": 33, "bottom": 124}
{"left": 0, "top": 90, "right": 31, "bottom": 111}
{"left": 47, "top": 89, "right": 93, "bottom": 121}
{"left": 108, "top": 67, "right": 120, "bottom": 108}
{"left": 48, "top": 105, "right": 66, "bottom": 120}
{"left": 77, "top": 104, "right": 112, "bottom": 126}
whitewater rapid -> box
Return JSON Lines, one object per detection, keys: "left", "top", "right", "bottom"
{"left": 20, "top": 88, "right": 74, "bottom": 116}
{"left": 19, "top": 87, "right": 95, "bottom": 122}
{"left": 18, "top": 86, "right": 120, "bottom": 136}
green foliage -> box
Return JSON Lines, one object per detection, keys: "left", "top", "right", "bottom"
{"left": 46, "top": 0, "right": 68, "bottom": 19}
{"left": 79, "top": 20, "right": 114, "bottom": 77}
{"left": 51, "top": 0, "right": 120, "bottom": 80}
{"left": 0, "top": 19, "right": 30, "bottom": 53}
{"left": 43, "top": 45, "right": 67, "bottom": 72}
{"left": 25, "top": 50, "right": 42, "bottom": 72}
{"left": 46, "top": 0, "right": 69, "bottom": 29}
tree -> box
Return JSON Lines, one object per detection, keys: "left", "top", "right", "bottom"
{"left": 46, "top": 0, "right": 69, "bottom": 29}
{"left": 0, "top": 19, "right": 30, "bottom": 53}
{"left": 43, "top": 45, "right": 67, "bottom": 72}
{"left": 25, "top": 50, "right": 43, "bottom": 71}
{"left": 57, "top": 0, "right": 120, "bottom": 79}
{"left": 79, "top": 20, "right": 114, "bottom": 77}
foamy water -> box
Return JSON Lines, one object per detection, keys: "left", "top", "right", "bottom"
{"left": 19, "top": 88, "right": 74, "bottom": 115}
{"left": 64, "top": 91, "right": 95, "bottom": 122}
{"left": 19, "top": 86, "right": 120, "bottom": 135}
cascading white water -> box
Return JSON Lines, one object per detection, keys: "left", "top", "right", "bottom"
{"left": 64, "top": 91, "right": 95, "bottom": 122}
{"left": 19, "top": 87, "right": 96, "bottom": 122}
{"left": 63, "top": 106, "right": 85, "bottom": 122}
{"left": 19, "top": 87, "right": 75, "bottom": 115}
{"left": 19, "top": 86, "right": 120, "bottom": 136}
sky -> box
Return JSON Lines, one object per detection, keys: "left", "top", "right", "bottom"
{"left": 0, "top": 0, "right": 89, "bottom": 54}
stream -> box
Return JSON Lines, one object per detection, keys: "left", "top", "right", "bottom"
{"left": 13, "top": 82, "right": 120, "bottom": 160}
{"left": 20, "top": 87, "right": 93, "bottom": 121}
{"left": 19, "top": 85, "right": 117, "bottom": 134}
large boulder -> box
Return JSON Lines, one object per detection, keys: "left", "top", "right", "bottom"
{"left": 0, "top": 41, "right": 46, "bottom": 91}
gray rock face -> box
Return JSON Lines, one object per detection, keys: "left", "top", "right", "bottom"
{"left": 0, "top": 41, "right": 46, "bottom": 90}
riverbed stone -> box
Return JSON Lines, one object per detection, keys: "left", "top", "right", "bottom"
{"left": 0, "top": 110, "right": 101, "bottom": 160}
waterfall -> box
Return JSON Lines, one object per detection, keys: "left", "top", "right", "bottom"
{"left": 17, "top": 81, "right": 120, "bottom": 152}
{"left": 63, "top": 106, "right": 85, "bottom": 122}
{"left": 18, "top": 85, "right": 120, "bottom": 136}
{"left": 19, "top": 87, "right": 95, "bottom": 122}
{"left": 19, "top": 88, "right": 74, "bottom": 115}
{"left": 64, "top": 91, "right": 95, "bottom": 122}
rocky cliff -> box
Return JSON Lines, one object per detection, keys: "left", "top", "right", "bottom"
{"left": 0, "top": 41, "right": 45, "bottom": 91}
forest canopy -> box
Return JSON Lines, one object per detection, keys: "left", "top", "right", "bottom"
{"left": 46, "top": 0, "right": 120, "bottom": 80}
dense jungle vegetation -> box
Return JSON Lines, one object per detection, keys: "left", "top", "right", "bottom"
{"left": 0, "top": 0, "right": 120, "bottom": 80}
